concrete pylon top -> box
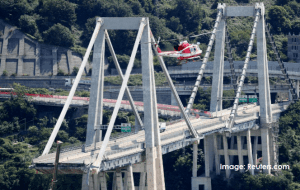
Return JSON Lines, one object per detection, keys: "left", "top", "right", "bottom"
{"left": 96, "top": 17, "right": 146, "bottom": 30}
{"left": 221, "top": 2, "right": 265, "bottom": 17}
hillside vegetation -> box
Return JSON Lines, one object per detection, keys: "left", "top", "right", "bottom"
{"left": 0, "top": 0, "right": 299, "bottom": 69}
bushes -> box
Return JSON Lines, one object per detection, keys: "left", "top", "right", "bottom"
{"left": 43, "top": 24, "right": 75, "bottom": 48}
{"left": 39, "top": 0, "right": 76, "bottom": 27}
{"left": 2, "top": 70, "right": 8, "bottom": 76}
{"left": 19, "top": 14, "right": 39, "bottom": 37}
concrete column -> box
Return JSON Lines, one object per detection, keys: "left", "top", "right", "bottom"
{"left": 193, "top": 141, "right": 198, "bottom": 177}
{"left": 99, "top": 172, "right": 107, "bottom": 190}
{"left": 213, "top": 135, "right": 220, "bottom": 175}
{"left": 125, "top": 165, "right": 134, "bottom": 190}
{"left": 223, "top": 134, "right": 230, "bottom": 178}
{"left": 210, "top": 19, "right": 225, "bottom": 112}
{"left": 204, "top": 137, "right": 210, "bottom": 177}
{"left": 230, "top": 137, "right": 235, "bottom": 165}
{"left": 81, "top": 174, "right": 94, "bottom": 190}
{"left": 93, "top": 174, "right": 100, "bottom": 190}
{"left": 170, "top": 92, "right": 178, "bottom": 106}
{"left": 268, "top": 128, "right": 274, "bottom": 166}
{"left": 67, "top": 50, "right": 73, "bottom": 74}
{"left": 257, "top": 7, "right": 272, "bottom": 125}
{"left": 52, "top": 48, "right": 58, "bottom": 75}
{"left": 112, "top": 172, "right": 117, "bottom": 190}
{"left": 297, "top": 80, "right": 299, "bottom": 97}
{"left": 142, "top": 18, "right": 158, "bottom": 190}
{"left": 85, "top": 29, "right": 105, "bottom": 145}
{"left": 253, "top": 136, "right": 258, "bottom": 165}
{"left": 237, "top": 135, "right": 244, "bottom": 173}
{"left": 0, "top": 56, "right": 5, "bottom": 74}
{"left": 246, "top": 130, "right": 254, "bottom": 175}
{"left": 261, "top": 128, "right": 270, "bottom": 174}
{"left": 35, "top": 43, "right": 40, "bottom": 76}
{"left": 116, "top": 168, "right": 123, "bottom": 190}
{"left": 150, "top": 53, "right": 165, "bottom": 190}
{"left": 139, "top": 172, "right": 146, "bottom": 190}
{"left": 17, "top": 38, "right": 24, "bottom": 75}
{"left": 0, "top": 26, "right": 8, "bottom": 75}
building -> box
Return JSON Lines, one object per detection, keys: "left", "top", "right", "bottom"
{"left": 288, "top": 33, "right": 300, "bottom": 62}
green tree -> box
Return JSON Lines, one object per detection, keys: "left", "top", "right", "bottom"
{"left": 267, "top": 6, "right": 291, "bottom": 34}
{"left": 37, "top": 116, "right": 48, "bottom": 128}
{"left": 0, "top": 0, "right": 34, "bottom": 24}
{"left": 19, "top": 14, "right": 39, "bottom": 37}
{"left": 40, "top": 0, "right": 76, "bottom": 26}
{"left": 43, "top": 24, "right": 75, "bottom": 47}
{"left": 167, "top": 16, "right": 183, "bottom": 33}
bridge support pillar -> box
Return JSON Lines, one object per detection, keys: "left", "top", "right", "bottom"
{"left": 191, "top": 177, "right": 212, "bottom": 190}
{"left": 229, "top": 136, "right": 235, "bottom": 165}
{"left": 223, "top": 134, "right": 230, "bottom": 178}
{"left": 124, "top": 165, "right": 134, "bottom": 190}
{"left": 139, "top": 172, "right": 146, "bottom": 190}
{"left": 253, "top": 136, "right": 258, "bottom": 165}
{"left": 246, "top": 130, "right": 254, "bottom": 175}
{"left": 116, "top": 168, "right": 123, "bottom": 190}
{"left": 99, "top": 172, "right": 107, "bottom": 190}
{"left": 204, "top": 135, "right": 214, "bottom": 177}
{"left": 210, "top": 19, "right": 225, "bottom": 112}
{"left": 213, "top": 135, "right": 220, "bottom": 175}
{"left": 193, "top": 141, "right": 198, "bottom": 177}
{"left": 93, "top": 173, "right": 100, "bottom": 190}
{"left": 237, "top": 135, "right": 244, "bottom": 173}
{"left": 261, "top": 128, "right": 271, "bottom": 174}
{"left": 142, "top": 18, "right": 165, "bottom": 190}
{"left": 86, "top": 27, "right": 105, "bottom": 146}
{"left": 81, "top": 173, "right": 95, "bottom": 190}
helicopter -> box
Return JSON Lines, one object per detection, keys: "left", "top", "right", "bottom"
{"left": 153, "top": 31, "right": 215, "bottom": 65}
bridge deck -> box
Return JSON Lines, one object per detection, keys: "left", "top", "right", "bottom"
{"left": 31, "top": 102, "right": 289, "bottom": 174}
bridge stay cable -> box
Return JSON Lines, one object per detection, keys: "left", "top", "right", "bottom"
{"left": 226, "top": 10, "right": 260, "bottom": 131}
{"left": 150, "top": 33, "right": 199, "bottom": 139}
{"left": 104, "top": 30, "right": 144, "bottom": 127}
{"left": 265, "top": 20, "right": 298, "bottom": 101}
{"left": 42, "top": 20, "right": 103, "bottom": 156}
{"left": 185, "top": 6, "right": 224, "bottom": 114}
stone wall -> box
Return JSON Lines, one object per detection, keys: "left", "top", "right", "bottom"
{"left": 0, "top": 19, "right": 90, "bottom": 76}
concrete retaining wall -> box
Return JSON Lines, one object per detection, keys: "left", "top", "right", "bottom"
{"left": 0, "top": 19, "right": 90, "bottom": 76}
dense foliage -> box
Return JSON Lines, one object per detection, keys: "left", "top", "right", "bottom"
{"left": 0, "top": 0, "right": 298, "bottom": 69}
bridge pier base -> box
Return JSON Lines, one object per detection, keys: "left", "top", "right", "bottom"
{"left": 191, "top": 177, "right": 211, "bottom": 190}
{"left": 99, "top": 172, "right": 107, "bottom": 190}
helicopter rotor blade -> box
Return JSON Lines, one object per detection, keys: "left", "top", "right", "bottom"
{"left": 190, "top": 31, "right": 219, "bottom": 38}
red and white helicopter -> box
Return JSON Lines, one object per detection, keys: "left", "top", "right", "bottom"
{"left": 153, "top": 32, "right": 214, "bottom": 65}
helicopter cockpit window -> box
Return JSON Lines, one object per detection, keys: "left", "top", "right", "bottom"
{"left": 174, "top": 45, "right": 179, "bottom": 51}
{"left": 190, "top": 48, "right": 195, "bottom": 53}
